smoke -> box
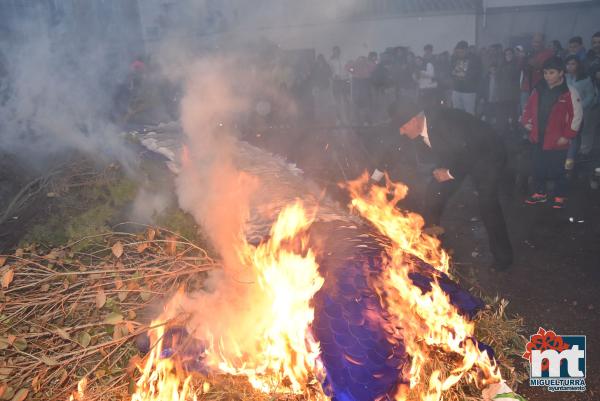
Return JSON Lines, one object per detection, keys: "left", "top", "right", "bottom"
{"left": 0, "top": 20, "right": 134, "bottom": 171}
{"left": 170, "top": 57, "right": 267, "bottom": 358}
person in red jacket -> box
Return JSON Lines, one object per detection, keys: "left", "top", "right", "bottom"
{"left": 521, "top": 33, "right": 554, "bottom": 95}
{"left": 521, "top": 57, "right": 583, "bottom": 209}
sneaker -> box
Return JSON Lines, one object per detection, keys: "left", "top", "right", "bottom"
{"left": 552, "top": 197, "right": 566, "bottom": 209}
{"left": 525, "top": 193, "right": 547, "bottom": 204}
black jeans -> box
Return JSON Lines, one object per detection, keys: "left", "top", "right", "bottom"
{"left": 532, "top": 147, "right": 568, "bottom": 197}
{"left": 423, "top": 161, "right": 513, "bottom": 266}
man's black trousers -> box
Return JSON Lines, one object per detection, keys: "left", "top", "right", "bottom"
{"left": 423, "top": 162, "right": 513, "bottom": 267}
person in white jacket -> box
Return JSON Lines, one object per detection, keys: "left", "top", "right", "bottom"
{"left": 413, "top": 56, "right": 439, "bottom": 108}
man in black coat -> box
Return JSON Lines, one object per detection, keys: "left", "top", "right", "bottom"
{"left": 389, "top": 99, "right": 513, "bottom": 270}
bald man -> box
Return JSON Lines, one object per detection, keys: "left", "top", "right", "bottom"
{"left": 389, "top": 99, "right": 513, "bottom": 271}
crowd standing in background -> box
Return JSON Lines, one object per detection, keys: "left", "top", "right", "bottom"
{"left": 316, "top": 31, "right": 600, "bottom": 211}
{"left": 114, "top": 29, "right": 600, "bottom": 213}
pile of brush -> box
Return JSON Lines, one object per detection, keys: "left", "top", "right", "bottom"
{"left": 0, "top": 227, "right": 527, "bottom": 401}
{"left": 0, "top": 227, "right": 217, "bottom": 401}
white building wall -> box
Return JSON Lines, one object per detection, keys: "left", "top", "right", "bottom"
{"left": 478, "top": 1, "right": 600, "bottom": 47}
{"left": 201, "top": 13, "right": 476, "bottom": 59}
{"left": 484, "top": 0, "right": 588, "bottom": 8}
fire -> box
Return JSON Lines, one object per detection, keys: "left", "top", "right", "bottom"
{"left": 125, "top": 172, "right": 501, "bottom": 401}
{"left": 344, "top": 172, "right": 449, "bottom": 272}
{"left": 131, "top": 323, "right": 199, "bottom": 401}
{"left": 131, "top": 201, "right": 325, "bottom": 400}
{"left": 219, "top": 201, "right": 326, "bottom": 393}
{"left": 343, "top": 173, "right": 502, "bottom": 400}
{"left": 67, "top": 377, "right": 87, "bottom": 401}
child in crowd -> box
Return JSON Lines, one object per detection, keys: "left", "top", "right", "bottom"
{"left": 521, "top": 57, "right": 583, "bottom": 209}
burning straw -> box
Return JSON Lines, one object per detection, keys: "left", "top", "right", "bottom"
{"left": 0, "top": 225, "right": 527, "bottom": 401}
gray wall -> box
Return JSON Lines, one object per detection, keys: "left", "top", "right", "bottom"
{"left": 477, "top": 1, "right": 600, "bottom": 48}
{"left": 0, "top": 1, "right": 144, "bottom": 61}
{"left": 195, "top": 13, "right": 477, "bottom": 60}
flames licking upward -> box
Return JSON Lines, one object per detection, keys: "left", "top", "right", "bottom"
{"left": 130, "top": 200, "right": 326, "bottom": 401}
{"left": 344, "top": 173, "right": 502, "bottom": 400}
{"left": 122, "top": 171, "right": 503, "bottom": 401}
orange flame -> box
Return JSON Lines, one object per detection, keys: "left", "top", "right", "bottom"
{"left": 131, "top": 201, "right": 326, "bottom": 400}
{"left": 131, "top": 323, "right": 199, "bottom": 401}
{"left": 67, "top": 377, "right": 87, "bottom": 401}
{"left": 343, "top": 173, "right": 502, "bottom": 400}
{"left": 127, "top": 172, "right": 501, "bottom": 401}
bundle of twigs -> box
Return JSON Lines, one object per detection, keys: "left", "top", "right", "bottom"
{"left": 0, "top": 227, "right": 219, "bottom": 401}
{"left": 1, "top": 225, "right": 527, "bottom": 401}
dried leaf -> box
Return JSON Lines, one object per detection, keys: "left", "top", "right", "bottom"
{"left": 103, "top": 312, "right": 124, "bottom": 325}
{"left": 127, "top": 310, "right": 137, "bottom": 320}
{"left": 95, "top": 289, "right": 106, "bottom": 309}
{"left": 146, "top": 228, "right": 156, "bottom": 241}
{"left": 125, "top": 321, "right": 135, "bottom": 334}
{"left": 118, "top": 291, "right": 128, "bottom": 302}
{"left": 139, "top": 288, "right": 151, "bottom": 302}
{"left": 112, "top": 242, "right": 124, "bottom": 258}
{"left": 0, "top": 385, "right": 14, "bottom": 400}
{"left": 1, "top": 270, "right": 14, "bottom": 289}
{"left": 44, "top": 250, "right": 59, "bottom": 261}
{"left": 31, "top": 374, "right": 41, "bottom": 393}
{"left": 0, "top": 337, "right": 8, "bottom": 350}
{"left": 0, "top": 367, "right": 12, "bottom": 380}
{"left": 127, "top": 355, "right": 142, "bottom": 376}
{"left": 114, "top": 278, "right": 124, "bottom": 290}
{"left": 127, "top": 281, "right": 140, "bottom": 291}
{"left": 7, "top": 335, "right": 15, "bottom": 345}
{"left": 128, "top": 378, "right": 136, "bottom": 395}
{"left": 14, "top": 249, "right": 23, "bottom": 258}
{"left": 79, "top": 331, "right": 91, "bottom": 348}
{"left": 12, "top": 338, "right": 27, "bottom": 351}
{"left": 41, "top": 355, "right": 59, "bottom": 366}
{"left": 166, "top": 236, "right": 177, "bottom": 256}
{"left": 113, "top": 325, "right": 124, "bottom": 340}
{"left": 40, "top": 283, "right": 50, "bottom": 292}
{"left": 54, "top": 328, "right": 70, "bottom": 340}
{"left": 11, "top": 388, "right": 27, "bottom": 401}
{"left": 136, "top": 242, "right": 148, "bottom": 253}
{"left": 57, "top": 368, "right": 68, "bottom": 386}
{"left": 0, "top": 257, "right": 6, "bottom": 267}
{"left": 95, "top": 369, "right": 106, "bottom": 379}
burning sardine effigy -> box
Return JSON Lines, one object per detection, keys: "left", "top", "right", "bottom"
{"left": 129, "top": 60, "right": 525, "bottom": 401}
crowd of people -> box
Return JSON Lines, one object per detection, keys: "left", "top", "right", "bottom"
{"left": 113, "top": 31, "right": 600, "bottom": 214}
{"left": 315, "top": 32, "right": 600, "bottom": 210}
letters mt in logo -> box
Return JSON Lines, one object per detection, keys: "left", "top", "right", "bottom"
{"left": 522, "top": 327, "right": 586, "bottom": 392}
